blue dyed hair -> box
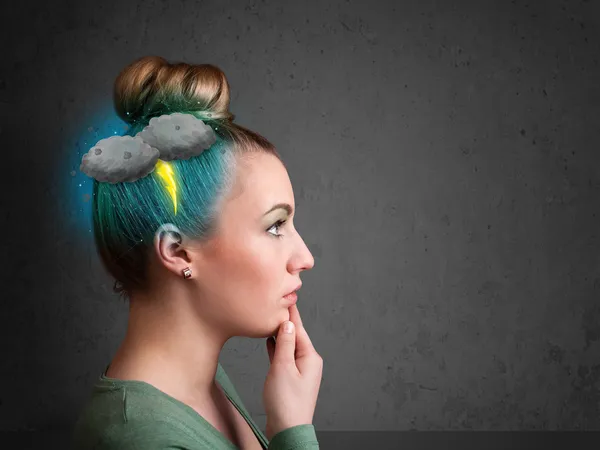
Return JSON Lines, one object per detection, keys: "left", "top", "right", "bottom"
{"left": 92, "top": 56, "right": 281, "bottom": 301}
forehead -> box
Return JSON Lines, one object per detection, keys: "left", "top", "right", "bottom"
{"left": 227, "top": 152, "right": 294, "bottom": 214}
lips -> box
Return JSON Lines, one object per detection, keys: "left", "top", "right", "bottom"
{"left": 284, "top": 283, "right": 302, "bottom": 297}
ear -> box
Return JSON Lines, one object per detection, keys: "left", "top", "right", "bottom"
{"left": 153, "top": 223, "right": 192, "bottom": 276}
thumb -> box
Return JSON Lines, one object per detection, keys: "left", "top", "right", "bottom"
{"left": 272, "top": 321, "right": 296, "bottom": 365}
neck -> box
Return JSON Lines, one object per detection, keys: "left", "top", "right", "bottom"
{"left": 107, "top": 286, "right": 230, "bottom": 406}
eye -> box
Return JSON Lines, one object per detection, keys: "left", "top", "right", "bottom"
{"left": 267, "top": 219, "right": 287, "bottom": 238}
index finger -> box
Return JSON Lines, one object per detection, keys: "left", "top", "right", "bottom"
{"left": 288, "top": 303, "right": 304, "bottom": 329}
{"left": 288, "top": 304, "right": 315, "bottom": 357}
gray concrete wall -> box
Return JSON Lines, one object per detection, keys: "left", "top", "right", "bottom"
{"left": 1, "top": 0, "right": 599, "bottom": 442}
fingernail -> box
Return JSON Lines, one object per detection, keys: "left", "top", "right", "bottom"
{"left": 284, "top": 321, "right": 294, "bottom": 333}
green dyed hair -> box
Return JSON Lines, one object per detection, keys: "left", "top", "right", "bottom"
{"left": 92, "top": 56, "right": 281, "bottom": 302}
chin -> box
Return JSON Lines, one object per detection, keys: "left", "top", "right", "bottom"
{"left": 245, "top": 328, "right": 279, "bottom": 339}
{"left": 245, "top": 309, "right": 290, "bottom": 339}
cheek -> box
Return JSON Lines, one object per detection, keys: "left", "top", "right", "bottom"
{"left": 210, "top": 236, "right": 283, "bottom": 310}
{"left": 214, "top": 254, "right": 276, "bottom": 312}
{"left": 231, "top": 245, "right": 278, "bottom": 288}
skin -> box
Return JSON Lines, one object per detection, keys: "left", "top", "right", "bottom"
{"left": 105, "top": 151, "right": 315, "bottom": 414}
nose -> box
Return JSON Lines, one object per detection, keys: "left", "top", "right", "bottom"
{"left": 290, "top": 231, "right": 315, "bottom": 272}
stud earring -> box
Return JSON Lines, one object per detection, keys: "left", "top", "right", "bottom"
{"left": 182, "top": 267, "right": 192, "bottom": 279}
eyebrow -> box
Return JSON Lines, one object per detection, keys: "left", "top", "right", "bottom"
{"left": 264, "top": 203, "right": 294, "bottom": 216}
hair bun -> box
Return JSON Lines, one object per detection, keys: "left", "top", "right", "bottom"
{"left": 113, "top": 56, "right": 235, "bottom": 126}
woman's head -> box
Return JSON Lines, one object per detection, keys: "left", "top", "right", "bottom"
{"left": 92, "top": 56, "right": 314, "bottom": 338}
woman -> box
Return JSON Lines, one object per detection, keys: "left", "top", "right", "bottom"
{"left": 72, "top": 56, "right": 323, "bottom": 449}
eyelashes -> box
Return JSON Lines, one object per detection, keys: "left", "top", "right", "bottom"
{"left": 268, "top": 219, "right": 287, "bottom": 239}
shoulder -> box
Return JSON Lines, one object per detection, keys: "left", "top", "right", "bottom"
{"left": 72, "top": 382, "right": 216, "bottom": 450}
{"left": 73, "top": 410, "right": 218, "bottom": 450}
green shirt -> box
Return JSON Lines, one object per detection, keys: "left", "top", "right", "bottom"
{"left": 72, "top": 362, "right": 319, "bottom": 450}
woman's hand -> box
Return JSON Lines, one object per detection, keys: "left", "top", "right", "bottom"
{"left": 262, "top": 304, "right": 323, "bottom": 440}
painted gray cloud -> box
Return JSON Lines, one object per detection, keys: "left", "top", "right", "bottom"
{"left": 80, "top": 135, "right": 160, "bottom": 184}
{"left": 136, "top": 113, "right": 217, "bottom": 161}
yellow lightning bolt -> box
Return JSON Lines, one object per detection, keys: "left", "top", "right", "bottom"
{"left": 155, "top": 160, "right": 178, "bottom": 215}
